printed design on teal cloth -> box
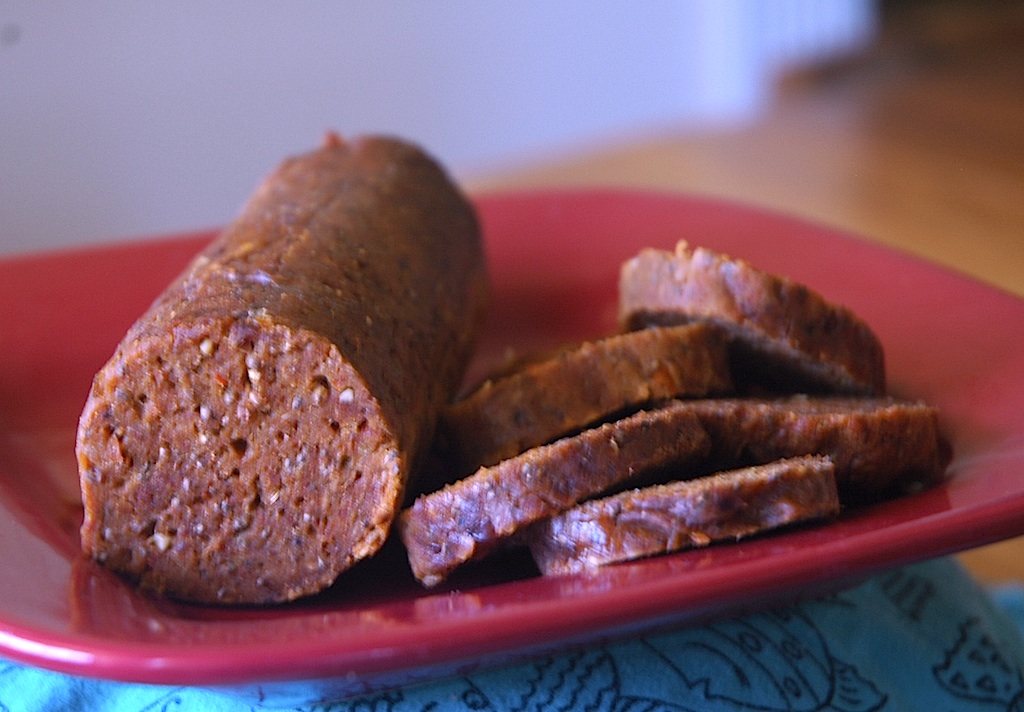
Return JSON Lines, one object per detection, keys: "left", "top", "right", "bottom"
{"left": 883, "top": 566, "right": 1024, "bottom": 712}
{"left": 282, "top": 608, "right": 888, "bottom": 712}
{"left": 635, "top": 609, "right": 886, "bottom": 712}
{"left": 3, "top": 561, "right": 1024, "bottom": 712}
{"left": 138, "top": 694, "right": 189, "bottom": 711}
{"left": 879, "top": 567, "right": 936, "bottom": 622}
{"left": 934, "top": 618, "right": 1024, "bottom": 710}
{"left": 115, "top": 613, "right": 889, "bottom": 712}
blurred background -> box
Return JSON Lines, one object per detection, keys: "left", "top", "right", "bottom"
{"left": 2, "top": 1, "right": 1023, "bottom": 579}
{"left": 1, "top": 0, "right": 876, "bottom": 254}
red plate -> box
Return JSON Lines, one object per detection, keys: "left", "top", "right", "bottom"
{"left": 1, "top": 190, "right": 1022, "bottom": 704}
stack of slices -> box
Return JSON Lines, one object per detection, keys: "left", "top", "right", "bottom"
{"left": 398, "top": 242, "right": 951, "bottom": 586}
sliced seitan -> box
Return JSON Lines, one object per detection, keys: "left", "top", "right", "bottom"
{"left": 526, "top": 455, "right": 839, "bottom": 575}
{"left": 399, "top": 402, "right": 711, "bottom": 587}
{"left": 438, "top": 322, "right": 732, "bottom": 474}
{"left": 674, "top": 396, "right": 951, "bottom": 501}
{"left": 619, "top": 242, "right": 886, "bottom": 395}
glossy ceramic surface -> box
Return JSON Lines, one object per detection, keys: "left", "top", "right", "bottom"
{"left": 1, "top": 191, "right": 1022, "bottom": 702}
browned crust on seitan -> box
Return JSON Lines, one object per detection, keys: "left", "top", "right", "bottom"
{"left": 76, "top": 134, "right": 488, "bottom": 604}
{"left": 526, "top": 455, "right": 839, "bottom": 575}
{"left": 618, "top": 242, "right": 886, "bottom": 395}
{"left": 674, "top": 396, "right": 951, "bottom": 500}
{"left": 438, "top": 323, "right": 732, "bottom": 474}
{"left": 398, "top": 403, "right": 711, "bottom": 587}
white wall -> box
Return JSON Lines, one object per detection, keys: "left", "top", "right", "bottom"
{"left": 0, "top": 1, "right": 875, "bottom": 254}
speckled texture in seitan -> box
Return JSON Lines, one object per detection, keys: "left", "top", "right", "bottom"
{"left": 526, "top": 455, "right": 839, "bottom": 575}
{"left": 399, "top": 403, "right": 711, "bottom": 587}
{"left": 619, "top": 242, "right": 886, "bottom": 395}
{"left": 674, "top": 396, "right": 951, "bottom": 501}
{"left": 76, "top": 134, "right": 488, "bottom": 604}
{"left": 438, "top": 322, "right": 733, "bottom": 474}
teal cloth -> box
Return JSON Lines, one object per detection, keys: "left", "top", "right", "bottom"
{"left": 3, "top": 557, "right": 1024, "bottom": 711}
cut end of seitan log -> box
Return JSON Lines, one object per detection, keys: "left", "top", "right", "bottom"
{"left": 77, "top": 318, "right": 401, "bottom": 604}
{"left": 76, "top": 134, "right": 488, "bottom": 604}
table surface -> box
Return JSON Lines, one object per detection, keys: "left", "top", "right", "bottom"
{"left": 464, "top": 6, "right": 1024, "bottom": 585}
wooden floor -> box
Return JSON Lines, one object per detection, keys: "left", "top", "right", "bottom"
{"left": 465, "top": 2, "right": 1024, "bottom": 585}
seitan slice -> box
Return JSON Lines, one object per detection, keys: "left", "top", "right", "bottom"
{"left": 399, "top": 402, "right": 711, "bottom": 587}
{"left": 526, "top": 455, "right": 839, "bottom": 575}
{"left": 438, "top": 322, "right": 732, "bottom": 474}
{"left": 675, "top": 396, "right": 951, "bottom": 500}
{"left": 619, "top": 242, "right": 886, "bottom": 395}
